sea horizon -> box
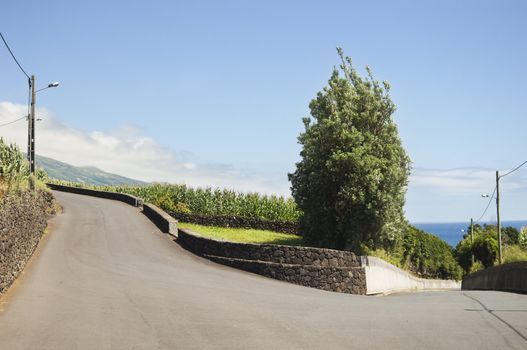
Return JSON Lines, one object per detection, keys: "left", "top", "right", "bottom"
{"left": 412, "top": 220, "right": 527, "bottom": 247}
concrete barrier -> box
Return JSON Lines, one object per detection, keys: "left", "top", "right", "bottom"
{"left": 47, "top": 183, "right": 141, "bottom": 207}
{"left": 462, "top": 262, "right": 527, "bottom": 293}
{"left": 142, "top": 203, "right": 178, "bottom": 238}
{"left": 361, "top": 256, "right": 461, "bottom": 295}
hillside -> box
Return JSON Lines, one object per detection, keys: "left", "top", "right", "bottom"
{"left": 36, "top": 155, "right": 146, "bottom": 186}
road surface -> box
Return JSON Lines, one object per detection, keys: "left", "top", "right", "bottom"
{"left": 0, "top": 191, "right": 526, "bottom": 349}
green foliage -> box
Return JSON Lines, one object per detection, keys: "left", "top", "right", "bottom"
{"left": 503, "top": 244, "right": 527, "bottom": 263}
{"left": 502, "top": 226, "right": 520, "bottom": 245}
{"left": 398, "top": 226, "right": 462, "bottom": 279}
{"left": 48, "top": 180, "right": 300, "bottom": 223}
{"left": 455, "top": 224, "right": 499, "bottom": 271}
{"left": 472, "top": 235, "right": 498, "bottom": 268}
{"left": 454, "top": 238, "right": 473, "bottom": 272}
{"left": 367, "top": 225, "right": 462, "bottom": 280}
{"left": 0, "top": 138, "right": 29, "bottom": 194}
{"left": 178, "top": 222, "right": 303, "bottom": 246}
{"left": 519, "top": 226, "right": 527, "bottom": 249}
{"left": 289, "top": 48, "right": 411, "bottom": 251}
{"left": 470, "top": 260, "right": 484, "bottom": 273}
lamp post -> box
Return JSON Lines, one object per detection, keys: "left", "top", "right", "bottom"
{"left": 496, "top": 171, "right": 502, "bottom": 264}
{"left": 27, "top": 75, "right": 59, "bottom": 174}
{"left": 481, "top": 184, "right": 502, "bottom": 265}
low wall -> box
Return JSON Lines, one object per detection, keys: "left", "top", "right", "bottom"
{"left": 47, "top": 183, "right": 141, "bottom": 207}
{"left": 143, "top": 203, "right": 178, "bottom": 238}
{"left": 462, "top": 262, "right": 527, "bottom": 293}
{"left": 178, "top": 229, "right": 360, "bottom": 267}
{"left": 361, "top": 256, "right": 461, "bottom": 295}
{"left": 177, "top": 229, "right": 366, "bottom": 294}
{"left": 0, "top": 190, "right": 53, "bottom": 294}
{"left": 169, "top": 212, "right": 298, "bottom": 235}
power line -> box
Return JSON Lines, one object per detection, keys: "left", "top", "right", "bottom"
{"left": 0, "top": 115, "right": 28, "bottom": 128}
{"left": 0, "top": 31, "right": 30, "bottom": 80}
{"left": 475, "top": 185, "right": 497, "bottom": 223}
{"left": 500, "top": 160, "right": 527, "bottom": 178}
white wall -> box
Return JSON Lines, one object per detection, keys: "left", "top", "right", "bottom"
{"left": 361, "top": 256, "right": 461, "bottom": 295}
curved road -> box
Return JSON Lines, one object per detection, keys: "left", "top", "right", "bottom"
{"left": 0, "top": 191, "right": 526, "bottom": 349}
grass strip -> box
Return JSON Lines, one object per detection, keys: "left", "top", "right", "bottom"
{"left": 178, "top": 222, "right": 303, "bottom": 246}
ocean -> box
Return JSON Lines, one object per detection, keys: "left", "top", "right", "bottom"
{"left": 412, "top": 220, "right": 527, "bottom": 247}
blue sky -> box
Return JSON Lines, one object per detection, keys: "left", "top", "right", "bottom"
{"left": 1, "top": 0, "right": 526, "bottom": 222}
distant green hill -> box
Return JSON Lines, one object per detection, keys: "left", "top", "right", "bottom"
{"left": 36, "top": 155, "right": 146, "bottom": 186}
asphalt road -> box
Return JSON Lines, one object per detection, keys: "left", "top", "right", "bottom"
{"left": 0, "top": 191, "right": 526, "bottom": 349}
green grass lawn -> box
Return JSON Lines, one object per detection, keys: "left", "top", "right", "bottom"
{"left": 177, "top": 222, "right": 303, "bottom": 246}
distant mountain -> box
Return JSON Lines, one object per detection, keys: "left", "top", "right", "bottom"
{"left": 36, "top": 155, "right": 147, "bottom": 186}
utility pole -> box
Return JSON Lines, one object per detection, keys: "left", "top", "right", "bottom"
{"left": 496, "top": 170, "right": 502, "bottom": 264}
{"left": 470, "top": 217, "right": 474, "bottom": 266}
{"left": 28, "top": 74, "right": 36, "bottom": 175}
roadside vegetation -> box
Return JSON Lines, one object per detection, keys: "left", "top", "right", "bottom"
{"left": 455, "top": 224, "right": 527, "bottom": 273}
{"left": 0, "top": 137, "right": 48, "bottom": 197}
{"left": 0, "top": 137, "right": 29, "bottom": 196}
{"left": 49, "top": 180, "right": 300, "bottom": 223}
{"left": 367, "top": 225, "right": 463, "bottom": 280}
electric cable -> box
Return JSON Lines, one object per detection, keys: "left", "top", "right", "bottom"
{"left": 0, "top": 115, "right": 28, "bottom": 128}
{"left": 500, "top": 160, "right": 527, "bottom": 178}
{"left": 475, "top": 185, "right": 497, "bottom": 223}
{"left": 0, "top": 31, "right": 30, "bottom": 80}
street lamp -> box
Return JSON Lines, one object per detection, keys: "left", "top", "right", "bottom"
{"left": 28, "top": 75, "right": 59, "bottom": 175}
{"left": 480, "top": 179, "right": 502, "bottom": 265}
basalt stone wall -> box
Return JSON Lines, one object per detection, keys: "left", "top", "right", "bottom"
{"left": 0, "top": 190, "right": 53, "bottom": 294}
{"left": 177, "top": 229, "right": 366, "bottom": 294}
{"left": 169, "top": 212, "right": 299, "bottom": 235}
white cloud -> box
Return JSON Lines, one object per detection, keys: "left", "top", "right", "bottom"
{"left": 0, "top": 101, "right": 291, "bottom": 196}
{"left": 407, "top": 167, "right": 526, "bottom": 222}
{"left": 410, "top": 167, "right": 526, "bottom": 195}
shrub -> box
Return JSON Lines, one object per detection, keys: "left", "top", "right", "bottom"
{"left": 398, "top": 226, "right": 462, "bottom": 280}
{"left": 455, "top": 224, "right": 499, "bottom": 271}
{"left": 519, "top": 226, "right": 527, "bottom": 249}
{"left": 368, "top": 225, "right": 463, "bottom": 280}
{"left": 472, "top": 235, "right": 498, "bottom": 268}
{"left": 503, "top": 244, "right": 527, "bottom": 263}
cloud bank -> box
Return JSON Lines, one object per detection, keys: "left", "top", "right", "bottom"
{"left": 0, "top": 102, "right": 291, "bottom": 195}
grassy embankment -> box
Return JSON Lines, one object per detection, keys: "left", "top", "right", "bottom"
{"left": 178, "top": 222, "right": 303, "bottom": 245}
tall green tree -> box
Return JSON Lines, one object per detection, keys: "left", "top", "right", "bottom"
{"left": 289, "top": 49, "right": 411, "bottom": 251}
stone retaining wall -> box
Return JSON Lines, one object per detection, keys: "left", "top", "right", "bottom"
{"left": 177, "top": 229, "right": 366, "bottom": 294}
{"left": 0, "top": 190, "right": 53, "bottom": 294}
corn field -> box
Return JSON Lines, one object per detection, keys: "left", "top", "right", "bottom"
{"left": 50, "top": 180, "right": 301, "bottom": 223}
{"left": 0, "top": 138, "right": 29, "bottom": 196}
